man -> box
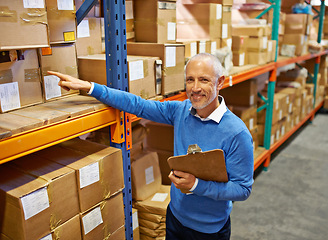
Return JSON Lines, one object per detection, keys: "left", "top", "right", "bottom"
{"left": 49, "top": 53, "right": 254, "bottom": 240}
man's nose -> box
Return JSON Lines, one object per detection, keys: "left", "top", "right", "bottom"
{"left": 192, "top": 80, "right": 201, "bottom": 91}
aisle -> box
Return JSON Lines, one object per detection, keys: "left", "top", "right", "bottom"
{"left": 230, "top": 111, "right": 328, "bottom": 240}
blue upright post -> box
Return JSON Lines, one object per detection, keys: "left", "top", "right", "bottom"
{"left": 102, "top": 0, "right": 132, "bottom": 239}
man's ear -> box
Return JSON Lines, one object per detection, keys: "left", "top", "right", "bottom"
{"left": 217, "top": 75, "right": 225, "bottom": 91}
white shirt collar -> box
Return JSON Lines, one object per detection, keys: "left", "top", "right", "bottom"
{"left": 190, "top": 96, "right": 227, "bottom": 124}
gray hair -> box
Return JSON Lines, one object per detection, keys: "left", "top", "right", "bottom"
{"left": 185, "top": 53, "right": 223, "bottom": 80}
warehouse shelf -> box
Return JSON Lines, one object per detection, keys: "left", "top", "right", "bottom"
{"left": 269, "top": 100, "right": 324, "bottom": 155}
{"left": 276, "top": 50, "right": 328, "bottom": 68}
{"left": 0, "top": 106, "right": 121, "bottom": 164}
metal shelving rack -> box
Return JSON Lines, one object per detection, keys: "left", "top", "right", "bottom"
{"left": 0, "top": 1, "right": 326, "bottom": 240}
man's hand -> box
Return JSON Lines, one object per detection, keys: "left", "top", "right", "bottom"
{"left": 47, "top": 71, "right": 92, "bottom": 92}
{"left": 169, "top": 170, "right": 196, "bottom": 191}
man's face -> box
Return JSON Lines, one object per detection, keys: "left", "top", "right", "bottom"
{"left": 185, "top": 59, "right": 219, "bottom": 111}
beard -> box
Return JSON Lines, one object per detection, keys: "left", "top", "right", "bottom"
{"left": 188, "top": 89, "right": 218, "bottom": 110}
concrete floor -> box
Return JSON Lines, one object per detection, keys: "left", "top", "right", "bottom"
{"left": 231, "top": 111, "right": 328, "bottom": 240}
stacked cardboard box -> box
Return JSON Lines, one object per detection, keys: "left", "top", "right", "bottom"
{"left": 232, "top": 24, "right": 271, "bottom": 65}
{"left": 133, "top": 208, "right": 141, "bottom": 240}
{"left": 127, "top": 42, "right": 185, "bottom": 95}
{"left": 34, "top": 139, "right": 125, "bottom": 239}
{"left": 231, "top": 36, "right": 248, "bottom": 66}
{"left": 220, "top": 79, "right": 258, "bottom": 148}
{"left": 280, "top": 14, "right": 312, "bottom": 57}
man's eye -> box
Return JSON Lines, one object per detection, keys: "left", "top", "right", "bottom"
{"left": 186, "top": 78, "right": 193, "bottom": 82}
{"left": 201, "top": 79, "right": 209, "bottom": 82}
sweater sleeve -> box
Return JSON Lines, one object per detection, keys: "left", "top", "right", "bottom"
{"left": 192, "top": 129, "right": 254, "bottom": 201}
{"left": 90, "top": 83, "right": 180, "bottom": 125}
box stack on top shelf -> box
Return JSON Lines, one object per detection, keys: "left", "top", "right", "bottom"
{"left": 0, "top": 138, "right": 125, "bottom": 239}
{"left": 0, "top": 0, "right": 80, "bottom": 115}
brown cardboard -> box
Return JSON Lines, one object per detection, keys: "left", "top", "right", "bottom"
{"left": 0, "top": 0, "right": 49, "bottom": 50}
{"left": 232, "top": 36, "right": 249, "bottom": 52}
{"left": 144, "top": 121, "right": 174, "bottom": 152}
{"left": 46, "top": 0, "right": 77, "bottom": 44}
{"left": 258, "top": 92, "right": 288, "bottom": 125}
{"left": 0, "top": 165, "right": 51, "bottom": 240}
{"left": 132, "top": 208, "right": 140, "bottom": 240}
{"left": 76, "top": 17, "right": 102, "bottom": 56}
{"left": 131, "top": 151, "right": 162, "bottom": 201}
{"left": 133, "top": 185, "right": 171, "bottom": 216}
{"left": 220, "top": 79, "right": 257, "bottom": 107}
{"left": 246, "top": 36, "right": 268, "bottom": 51}
{"left": 282, "top": 34, "right": 307, "bottom": 56}
{"left": 180, "top": 0, "right": 232, "bottom": 5}
{"left": 247, "top": 51, "right": 268, "bottom": 65}
{"left": 78, "top": 54, "right": 158, "bottom": 99}
{"left": 127, "top": 42, "right": 185, "bottom": 95}
{"left": 178, "top": 41, "right": 198, "bottom": 59}
{"left": 222, "top": 6, "right": 232, "bottom": 38}
{"left": 197, "top": 40, "right": 212, "bottom": 54}
{"left": 126, "top": 0, "right": 135, "bottom": 42}
{"left": 134, "top": 0, "right": 176, "bottom": 43}
{"left": 232, "top": 25, "right": 269, "bottom": 37}
{"left": 35, "top": 140, "right": 124, "bottom": 213}
{"left": 9, "top": 154, "right": 80, "bottom": 231}
{"left": 221, "top": 38, "right": 232, "bottom": 49}
{"left": 38, "top": 43, "right": 80, "bottom": 101}
{"left": 232, "top": 51, "right": 246, "bottom": 66}
{"left": 108, "top": 225, "right": 126, "bottom": 240}
{"left": 176, "top": 3, "right": 222, "bottom": 40}
{"left": 147, "top": 148, "right": 173, "bottom": 185}
{"left": 285, "top": 14, "right": 312, "bottom": 35}
{"left": 81, "top": 192, "right": 125, "bottom": 240}
{"left": 139, "top": 218, "right": 165, "bottom": 231}
{"left": 232, "top": 105, "right": 257, "bottom": 131}
{"left": 138, "top": 212, "right": 166, "bottom": 224}
{"left": 0, "top": 49, "right": 43, "bottom": 113}
{"left": 47, "top": 214, "right": 82, "bottom": 240}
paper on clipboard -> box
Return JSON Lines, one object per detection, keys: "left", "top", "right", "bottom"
{"left": 167, "top": 149, "right": 228, "bottom": 183}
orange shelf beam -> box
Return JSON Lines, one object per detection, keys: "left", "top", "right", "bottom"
{"left": 276, "top": 50, "right": 328, "bottom": 68}
{"left": 0, "top": 107, "right": 118, "bottom": 164}
{"left": 254, "top": 149, "right": 270, "bottom": 171}
{"left": 269, "top": 101, "right": 324, "bottom": 154}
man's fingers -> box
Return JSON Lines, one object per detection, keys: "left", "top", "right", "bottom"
{"left": 47, "top": 71, "right": 68, "bottom": 80}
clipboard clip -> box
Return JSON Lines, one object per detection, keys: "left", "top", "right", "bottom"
{"left": 187, "top": 144, "right": 202, "bottom": 154}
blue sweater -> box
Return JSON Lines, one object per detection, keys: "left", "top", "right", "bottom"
{"left": 91, "top": 83, "right": 254, "bottom": 233}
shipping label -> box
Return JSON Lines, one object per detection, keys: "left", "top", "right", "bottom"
{"left": 165, "top": 47, "right": 176, "bottom": 68}
{"left": 82, "top": 207, "right": 103, "bottom": 235}
{"left": 20, "top": 187, "right": 50, "bottom": 220}
{"left": 151, "top": 193, "right": 168, "bottom": 202}
{"left": 44, "top": 75, "right": 62, "bottom": 100}
{"left": 79, "top": 162, "right": 100, "bottom": 189}
{"left": 145, "top": 166, "right": 154, "bottom": 185}
{"left": 0, "top": 82, "right": 21, "bottom": 112}
{"left": 129, "top": 60, "right": 144, "bottom": 81}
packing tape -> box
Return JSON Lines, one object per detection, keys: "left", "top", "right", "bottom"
{"left": 50, "top": 213, "right": 62, "bottom": 231}
{"left": 100, "top": 200, "right": 107, "bottom": 210}
{"left": 24, "top": 68, "right": 40, "bottom": 82}
{"left": 87, "top": 46, "right": 95, "bottom": 55}
{"left": 104, "top": 233, "right": 112, "bottom": 240}
{"left": 65, "top": 66, "right": 78, "bottom": 77}
{"left": 139, "top": 89, "right": 150, "bottom": 99}
{"left": 88, "top": 18, "right": 97, "bottom": 30}
{"left": 0, "top": 69, "right": 13, "bottom": 84}
{"left": 0, "top": 7, "right": 17, "bottom": 22}
{"left": 53, "top": 229, "right": 60, "bottom": 240}
{"left": 143, "top": 59, "right": 149, "bottom": 78}
{"left": 41, "top": 66, "right": 55, "bottom": 77}
{"left": 162, "top": 60, "right": 184, "bottom": 76}
{"left": 158, "top": 2, "right": 176, "bottom": 10}
{"left": 48, "top": 7, "right": 76, "bottom": 17}
{"left": 20, "top": 9, "right": 47, "bottom": 25}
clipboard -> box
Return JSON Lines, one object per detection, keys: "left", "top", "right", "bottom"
{"left": 167, "top": 149, "right": 228, "bottom": 183}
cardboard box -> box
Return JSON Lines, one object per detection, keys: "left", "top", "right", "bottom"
{"left": 0, "top": 165, "right": 52, "bottom": 240}
{"left": 131, "top": 151, "right": 162, "bottom": 201}
{"left": 305, "top": 83, "right": 315, "bottom": 96}
{"left": 285, "top": 14, "right": 312, "bottom": 35}
{"left": 232, "top": 24, "right": 269, "bottom": 37}
{"left": 144, "top": 121, "right": 174, "bottom": 152}
{"left": 197, "top": 40, "right": 211, "bottom": 54}
{"left": 177, "top": 3, "right": 222, "bottom": 40}
{"left": 282, "top": 34, "right": 307, "bottom": 56}
{"left": 133, "top": 185, "right": 170, "bottom": 216}
{"left": 268, "top": 40, "right": 277, "bottom": 62}
{"left": 179, "top": 0, "right": 232, "bottom": 5}
{"left": 126, "top": 0, "right": 135, "bottom": 42}
{"left": 74, "top": 0, "right": 96, "bottom": 17}
{"left": 40, "top": 214, "right": 82, "bottom": 240}
{"left": 221, "top": 38, "right": 232, "bottom": 49}
{"left": 150, "top": 149, "right": 174, "bottom": 185}
{"left": 133, "top": 208, "right": 140, "bottom": 240}
{"left": 9, "top": 154, "right": 80, "bottom": 230}
{"left": 178, "top": 41, "right": 198, "bottom": 59}
{"left": 0, "top": 49, "right": 43, "bottom": 113}
{"left": 127, "top": 42, "right": 185, "bottom": 95}
{"left": 134, "top": 0, "right": 176, "bottom": 43}
{"left": 35, "top": 139, "right": 124, "bottom": 213}
{"left": 46, "top": 0, "right": 77, "bottom": 44}
{"left": 232, "top": 51, "right": 246, "bottom": 66}
{"left": 247, "top": 51, "right": 268, "bottom": 65}
{"left": 246, "top": 36, "right": 268, "bottom": 51}
{"left": 38, "top": 43, "right": 80, "bottom": 101}
{"left": 249, "top": 125, "right": 258, "bottom": 150}
{"left": 0, "top": 0, "right": 49, "bottom": 50}
{"left": 76, "top": 17, "right": 102, "bottom": 56}
{"left": 108, "top": 225, "right": 126, "bottom": 240}
{"left": 81, "top": 192, "right": 125, "bottom": 240}
{"left": 78, "top": 54, "right": 159, "bottom": 99}
{"left": 220, "top": 79, "right": 257, "bottom": 107}
{"left": 232, "top": 36, "right": 249, "bottom": 52}
{"left": 232, "top": 105, "right": 257, "bottom": 131}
